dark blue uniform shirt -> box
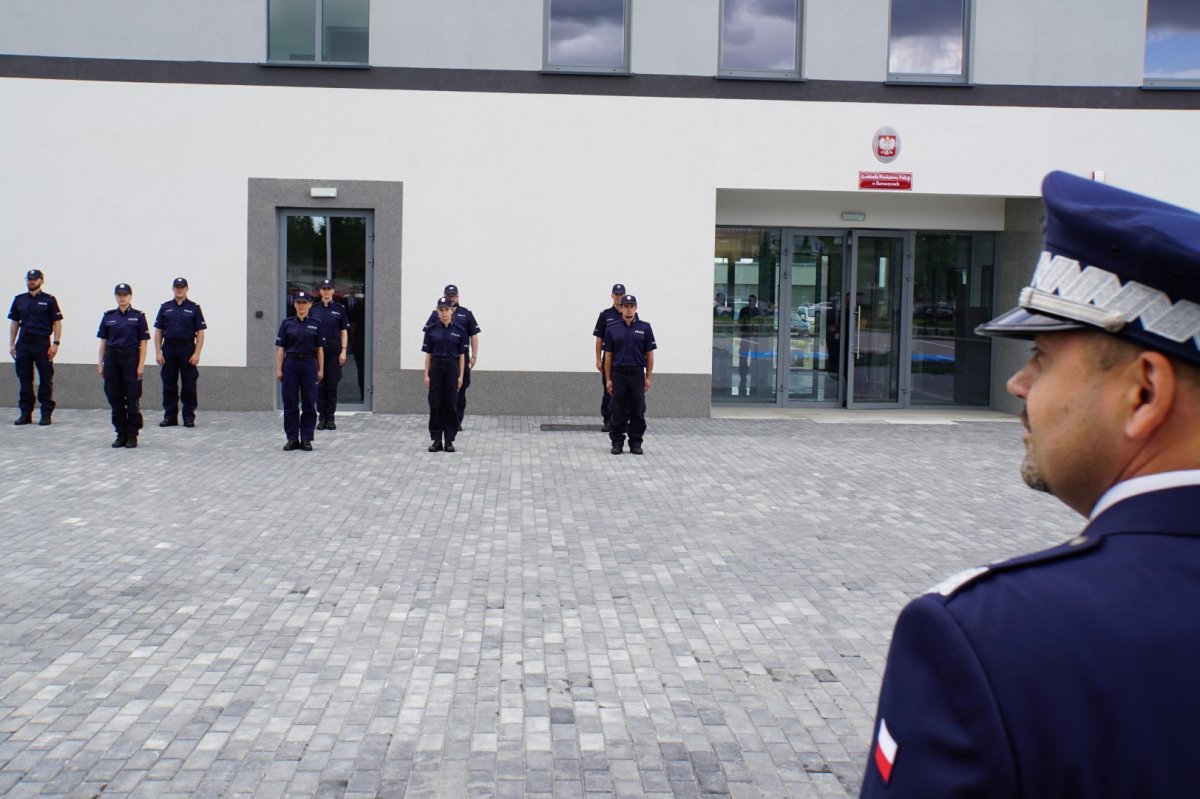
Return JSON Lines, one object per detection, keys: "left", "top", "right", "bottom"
{"left": 861, "top": 482, "right": 1200, "bottom": 799}
{"left": 97, "top": 307, "right": 151, "bottom": 349}
{"left": 603, "top": 319, "right": 657, "bottom": 367}
{"left": 422, "top": 322, "right": 467, "bottom": 359}
{"left": 275, "top": 315, "right": 322, "bottom": 357}
{"left": 425, "top": 306, "right": 480, "bottom": 351}
{"left": 9, "top": 292, "right": 63, "bottom": 336}
{"left": 592, "top": 306, "right": 622, "bottom": 338}
{"left": 309, "top": 299, "right": 349, "bottom": 344}
{"left": 154, "top": 298, "right": 207, "bottom": 339}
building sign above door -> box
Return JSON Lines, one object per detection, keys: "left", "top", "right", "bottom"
{"left": 859, "top": 172, "right": 913, "bottom": 190}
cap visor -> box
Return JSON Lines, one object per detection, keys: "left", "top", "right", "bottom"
{"left": 974, "top": 306, "right": 1087, "bottom": 339}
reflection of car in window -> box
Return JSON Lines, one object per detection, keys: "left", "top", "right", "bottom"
{"left": 789, "top": 308, "right": 811, "bottom": 337}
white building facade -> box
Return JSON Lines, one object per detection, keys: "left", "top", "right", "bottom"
{"left": 3, "top": 0, "right": 1198, "bottom": 416}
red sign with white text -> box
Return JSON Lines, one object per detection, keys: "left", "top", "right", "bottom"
{"left": 859, "top": 171, "right": 913, "bottom": 191}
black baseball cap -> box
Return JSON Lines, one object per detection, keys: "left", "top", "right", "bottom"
{"left": 612, "top": 283, "right": 626, "bottom": 295}
{"left": 114, "top": 283, "right": 132, "bottom": 294}
{"left": 319, "top": 279, "right": 334, "bottom": 289}
{"left": 436, "top": 296, "right": 453, "bottom": 309}
{"left": 443, "top": 284, "right": 459, "bottom": 295}
{"left": 293, "top": 290, "right": 313, "bottom": 303}
{"left": 620, "top": 294, "right": 638, "bottom": 306}
{"left": 26, "top": 269, "right": 43, "bottom": 280}
{"left": 173, "top": 277, "right": 188, "bottom": 288}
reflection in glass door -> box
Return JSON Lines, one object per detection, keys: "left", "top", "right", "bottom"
{"left": 847, "top": 233, "right": 907, "bottom": 407}
{"left": 786, "top": 233, "right": 844, "bottom": 403}
{"left": 280, "top": 210, "right": 373, "bottom": 410}
{"left": 712, "top": 228, "right": 781, "bottom": 403}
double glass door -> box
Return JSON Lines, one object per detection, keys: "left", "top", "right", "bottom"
{"left": 279, "top": 210, "right": 373, "bottom": 410}
{"left": 712, "top": 228, "right": 912, "bottom": 407}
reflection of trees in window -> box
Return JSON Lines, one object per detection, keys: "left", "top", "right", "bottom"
{"left": 1145, "top": 0, "right": 1200, "bottom": 84}
{"left": 720, "top": 0, "right": 800, "bottom": 76}
{"left": 888, "top": 0, "right": 968, "bottom": 81}
{"left": 546, "top": 0, "right": 628, "bottom": 70}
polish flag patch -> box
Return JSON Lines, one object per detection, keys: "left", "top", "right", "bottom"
{"left": 874, "top": 718, "right": 899, "bottom": 784}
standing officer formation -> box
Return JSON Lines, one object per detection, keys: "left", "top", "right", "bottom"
{"left": 310, "top": 278, "right": 350, "bottom": 431}
{"left": 8, "top": 269, "right": 63, "bottom": 426}
{"left": 422, "top": 296, "right": 466, "bottom": 452}
{"left": 860, "top": 172, "right": 1200, "bottom": 798}
{"left": 603, "top": 294, "right": 656, "bottom": 455}
{"left": 592, "top": 283, "right": 627, "bottom": 433}
{"left": 154, "top": 277, "right": 206, "bottom": 428}
{"left": 424, "top": 284, "right": 480, "bottom": 431}
{"left": 274, "top": 290, "right": 324, "bottom": 451}
{"left": 96, "top": 283, "right": 150, "bottom": 449}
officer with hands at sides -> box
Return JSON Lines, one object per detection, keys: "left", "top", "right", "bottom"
{"left": 423, "top": 296, "right": 466, "bottom": 452}
{"left": 310, "top": 278, "right": 349, "bottom": 430}
{"left": 603, "top": 294, "right": 656, "bottom": 455}
{"left": 9, "top": 268, "right": 63, "bottom": 426}
{"left": 275, "top": 290, "right": 324, "bottom": 451}
{"left": 154, "top": 276, "right": 206, "bottom": 428}
{"left": 860, "top": 171, "right": 1200, "bottom": 798}
{"left": 425, "top": 284, "right": 479, "bottom": 430}
{"left": 593, "top": 283, "right": 627, "bottom": 432}
{"left": 97, "top": 283, "right": 150, "bottom": 448}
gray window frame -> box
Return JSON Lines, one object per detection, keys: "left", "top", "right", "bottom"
{"left": 886, "top": 0, "right": 971, "bottom": 86}
{"left": 717, "top": 0, "right": 804, "bottom": 81}
{"left": 542, "top": 0, "right": 632, "bottom": 75}
{"left": 1143, "top": 0, "right": 1200, "bottom": 90}
{"left": 265, "top": 0, "right": 370, "bottom": 67}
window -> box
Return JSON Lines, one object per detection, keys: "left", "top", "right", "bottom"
{"left": 268, "top": 0, "right": 369, "bottom": 65}
{"left": 1145, "top": 0, "right": 1200, "bottom": 88}
{"left": 719, "top": 0, "right": 802, "bottom": 80}
{"left": 544, "top": 0, "right": 630, "bottom": 73}
{"left": 887, "top": 0, "right": 970, "bottom": 84}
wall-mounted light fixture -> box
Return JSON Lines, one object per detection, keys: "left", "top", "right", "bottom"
{"left": 310, "top": 187, "right": 338, "bottom": 198}
{"left": 841, "top": 211, "right": 866, "bottom": 222}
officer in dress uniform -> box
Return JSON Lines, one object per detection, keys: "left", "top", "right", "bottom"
{"left": 274, "top": 291, "right": 324, "bottom": 451}
{"left": 603, "top": 294, "right": 656, "bottom": 455}
{"left": 154, "top": 277, "right": 206, "bottom": 428}
{"left": 422, "top": 296, "right": 466, "bottom": 452}
{"left": 425, "top": 284, "right": 479, "bottom": 430}
{"left": 593, "top": 283, "right": 627, "bottom": 432}
{"left": 310, "top": 278, "right": 349, "bottom": 431}
{"left": 8, "top": 269, "right": 63, "bottom": 425}
{"left": 860, "top": 171, "right": 1200, "bottom": 798}
{"left": 97, "top": 283, "right": 150, "bottom": 448}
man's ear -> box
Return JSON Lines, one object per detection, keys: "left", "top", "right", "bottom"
{"left": 1125, "top": 351, "right": 1177, "bottom": 441}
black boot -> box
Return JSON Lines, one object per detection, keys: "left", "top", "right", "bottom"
{"left": 112, "top": 435, "right": 127, "bottom": 448}
{"left": 38, "top": 414, "right": 51, "bottom": 426}
{"left": 124, "top": 435, "right": 138, "bottom": 448}
{"left": 14, "top": 415, "right": 32, "bottom": 426}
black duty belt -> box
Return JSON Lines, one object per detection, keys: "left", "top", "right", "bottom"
{"left": 614, "top": 365, "right": 644, "bottom": 371}
{"left": 430, "top": 356, "right": 456, "bottom": 362}
{"left": 285, "top": 353, "right": 316, "bottom": 361}
{"left": 165, "top": 338, "right": 194, "bottom": 345}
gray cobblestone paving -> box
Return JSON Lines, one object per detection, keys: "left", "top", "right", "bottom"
{"left": 0, "top": 409, "right": 1080, "bottom": 798}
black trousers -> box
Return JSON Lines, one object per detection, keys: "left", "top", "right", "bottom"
{"left": 103, "top": 350, "right": 143, "bottom": 438}
{"left": 281, "top": 358, "right": 318, "bottom": 442}
{"left": 428, "top": 357, "right": 459, "bottom": 443}
{"left": 599, "top": 366, "right": 611, "bottom": 423}
{"left": 160, "top": 340, "right": 198, "bottom": 422}
{"left": 318, "top": 342, "right": 342, "bottom": 419}
{"left": 609, "top": 366, "right": 647, "bottom": 447}
{"left": 14, "top": 335, "right": 54, "bottom": 417}
{"left": 455, "top": 359, "right": 471, "bottom": 425}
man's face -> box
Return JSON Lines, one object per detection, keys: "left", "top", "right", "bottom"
{"left": 26, "top": 277, "right": 43, "bottom": 293}
{"left": 173, "top": 286, "right": 188, "bottom": 301}
{"left": 1006, "top": 330, "right": 1130, "bottom": 515}
{"left": 445, "top": 293, "right": 459, "bottom": 307}
{"left": 115, "top": 291, "right": 131, "bottom": 309}
{"left": 437, "top": 306, "right": 454, "bottom": 324}
{"left": 611, "top": 293, "right": 623, "bottom": 307}
{"left": 320, "top": 287, "right": 334, "bottom": 302}
{"left": 621, "top": 303, "right": 637, "bottom": 320}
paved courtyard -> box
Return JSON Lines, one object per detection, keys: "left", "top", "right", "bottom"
{"left": 0, "top": 408, "right": 1081, "bottom": 798}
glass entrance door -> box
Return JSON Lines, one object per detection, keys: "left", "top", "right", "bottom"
{"left": 847, "top": 232, "right": 908, "bottom": 408}
{"left": 713, "top": 228, "right": 781, "bottom": 403}
{"left": 784, "top": 233, "right": 844, "bottom": 403}
{"left": 279, "top": 210, "right": 373, "bottom": 410}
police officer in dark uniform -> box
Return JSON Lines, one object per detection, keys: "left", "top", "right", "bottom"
{"left": 425, "top": 284, "right": 479, "bottom": 430}
{"left": 593, "top": 283, "right": 627, "bottom": 432}
{"left": 8, "top": 269, "right": 63, "bottom": 425}
{"left": 603, "top": 294, "right": 656, "bottom": 455}
{"left": 309, "top": 278, "right": 349, "bottom": 430}
{"left": 860, "top": 171, "right": 1200, "bottom": 798}
{"left": 422, "top": 296, "right": 466, "bottom": 452}
{"left": 154, "top": 277, "right": 207, "bottom": 428}
{"left": 275, "top": 290, "right": 324, "bottom": 451}
{"left": 97, "top": 283, "right": 150, "bottom": 448}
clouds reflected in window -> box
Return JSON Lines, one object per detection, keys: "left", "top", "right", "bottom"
{"left": 1145, "top": 0, "right": 1200, "bottom": 86}
{"left": 720, "top": 0, "right": 801, "bottom": 78}
{"left": 888, "top": 0, "right": 968, "bottom": 82}
{"left": 546, "top": 0, "right": 629, "bottom": 72}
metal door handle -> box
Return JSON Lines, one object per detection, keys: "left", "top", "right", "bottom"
{"left": 854, "top": 308, "right": 863, "bottom": 359}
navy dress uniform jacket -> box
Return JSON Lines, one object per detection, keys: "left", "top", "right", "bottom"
{"left": 861, "top": 484, "right": 1200, "bottom": 798}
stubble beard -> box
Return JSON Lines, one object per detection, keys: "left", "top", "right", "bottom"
{"left": 1019, "top": 445, "right": 1052, "bottom": 494}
